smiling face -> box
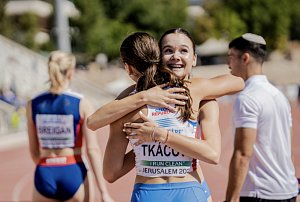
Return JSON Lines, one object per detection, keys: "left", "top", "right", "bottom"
{"left": 160, "top": 33, "right": 197, "bottom": 80}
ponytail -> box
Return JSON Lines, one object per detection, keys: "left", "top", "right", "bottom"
{"left": 136, "top": 63, "right": 158, "bottom": 92}
{"left": 156, "top": 66, "right": 193, "bottom": 122}
{"left": 48, "top": 51, "right": 76, "bottom": 89}
{"left": 48, "top": 60, "right": 65, "bottom": 89}
{"left": 121, "top": 32, "right": 193, "bottom": 122}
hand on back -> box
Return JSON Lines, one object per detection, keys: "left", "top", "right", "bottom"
{"left": 143, "top": 84, "right": 188, "bottom": 112}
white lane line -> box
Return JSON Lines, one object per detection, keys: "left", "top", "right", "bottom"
{"left": 12, "top": 172, "right": 32, "bottom": 202}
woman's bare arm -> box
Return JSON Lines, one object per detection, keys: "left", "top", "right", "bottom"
{"left": 125, "top": 100, "right": 221, "bottom": 164}
{"left": 103, "top": 109, "right": 141, "bottom": 183}
{"left": 80, "top": 98, "right": 114, "bottom": 201}
{"left": 87, "top": 84, "right": 188, "bottom": 131}
{"left": 87, "top": 74, "right": 243, "bottom": 132}
{"left": 190, "top": 74, "right": 244, "bottom": 101}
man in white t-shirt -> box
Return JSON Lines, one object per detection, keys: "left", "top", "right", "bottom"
{"left": 225, "top": 33, "right": 298, "bottom": 202}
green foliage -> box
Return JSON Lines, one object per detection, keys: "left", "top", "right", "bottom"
{"left": 2, "top": 0, "right": 300, "bottom": 60}
{"left": 101, "top": 0, "right": 127, "bottom": 19}
{"left": 221, "top": 0, "right": 292, "bottom": 50}
{"left": 117, "top": 0, "right": 188, "bottom": 38}
{"left": 0, "top": 0, "right": 14, "bottom": 36}
{"left": 86, "top": 19, "right": 136, "bottom": 59}
{"left": 190, "top": 15, "right": 216, "bottom": 44}
{"left": 6, "top": 12, "right": 39, "bottom": 50}
{"left": 70, "top": 0, "right": 105, "bottom": 54}
{"left": 201, "top": 1, "right": 246, "bottom": 41}
{"left": 0, "top": 1, "right": 47, "bottom": 51}
{"left": 289, "top": 0, "right": 300, "bottom": 40}
{"left": 71, "top": 0, "right": 188, "bottom": 60}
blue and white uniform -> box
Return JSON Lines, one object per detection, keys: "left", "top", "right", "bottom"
{"left": 31, "top": 90, "right": 87, "bottom": 201}
{"left": 130, "top": 105, "right": 211, "bottom": 202}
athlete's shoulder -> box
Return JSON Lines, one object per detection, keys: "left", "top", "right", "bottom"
{"left": 63, "top": 90, "right": 84, "bottom": 99}
{"left": 31, "top": 90, "right": 50, "bottom": 100}
{"left": 189, "top": 77, "right": 206, "bottom": 85}
{"left": 116, "top": 84, "right": 135, "bottom": 100}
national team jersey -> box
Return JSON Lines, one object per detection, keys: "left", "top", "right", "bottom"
{"left": 130, "top": 105, "right": 199, "bottom": 177}
{"left": 31, "top": 90, "right": 84, "bottom": 149}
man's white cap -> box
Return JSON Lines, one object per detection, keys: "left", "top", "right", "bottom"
{"left": 242, "top": 33, "right": 266, "bottom": 45}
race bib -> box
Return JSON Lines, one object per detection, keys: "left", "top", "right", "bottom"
{"left": 133, "top": 105, "right": 198, "bottom": 177}
{"left": 134, "top": 142, "right": 193, "bottom": 177}
{"left": 36, "top": 114, "right": 74, "bottom": 148}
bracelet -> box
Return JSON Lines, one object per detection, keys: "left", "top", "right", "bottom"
{"left": 151, "top": 127, "right": 156, "bottom": 142}
{"left": 162, "top": 130, "right": 169, "bottom": 144}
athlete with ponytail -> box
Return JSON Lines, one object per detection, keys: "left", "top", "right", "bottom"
{"left": 26, "top": 51, "right": 114, "bottom": 202}
{"left": 103, "top": 32, "right": 220, "bottom": 202}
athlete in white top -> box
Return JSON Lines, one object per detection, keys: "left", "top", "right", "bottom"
{"left": 131, "top": 105, "right": 199, "bottom": 178}
{"left": 225, "top": 33, "right": 298, "bottom": 202}
{"left": 102, "top": 29, "right": 244, "bottom": 202}
{"left": 103, "top": 31, "right": 223, "bottom": 202}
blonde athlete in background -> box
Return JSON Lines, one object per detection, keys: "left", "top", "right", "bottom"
{"left": 26, "top": 51, "right": 114, "bottom": 202}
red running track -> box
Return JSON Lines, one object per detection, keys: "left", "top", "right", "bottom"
{"left": 0, "top": 100, "right": 299, "bottom": 202}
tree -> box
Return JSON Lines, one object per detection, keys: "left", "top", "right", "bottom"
{"left": 117, "top": 0, "right": 188, "bottom": 39}
{"left": 0, "top": 1, "right": 40, "bottom": 50}
{"left": 2, "top": 0, "right": 299, "bottom": 60}
{"left": 194, "top": 0, "right": 294, "bottom": 50}
{"left": 101, "top": 0, "right": 127, "bottom": 19}
{"left": 223, "top": 0, "right": 292, "bottom": 50}
{"left": 71, "top": 0, "right": 188, "bottom": 60}
{"left": 0, "top": 0, "right": 14, "bottom": 36}
{"left": 86, "top": 19, "right": 136, "bottom": 59}
{"left": 17, "top": 12, "right": 39, "bottom": 50}
{"left": 70, "top": 0, "right": 105, "bottom": 59}
{"left": 71, "top": 0, "right": 137, "bottom": 60}
{"left": 289, "top": 0, "right": 300, "bottom": 40}
{"left": 194, "top": 0, "right": 246, "bottom": 43}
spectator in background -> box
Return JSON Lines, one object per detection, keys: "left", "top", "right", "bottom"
{"left": 225, "top": 33, "right": 298, "bottom": 202}
{"left": 26, "top": 51, "right": 114, "bottom": 202}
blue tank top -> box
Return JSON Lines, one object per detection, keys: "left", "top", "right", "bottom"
{"left": 31, "top": 90, "right": 83, "bottom": 149}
